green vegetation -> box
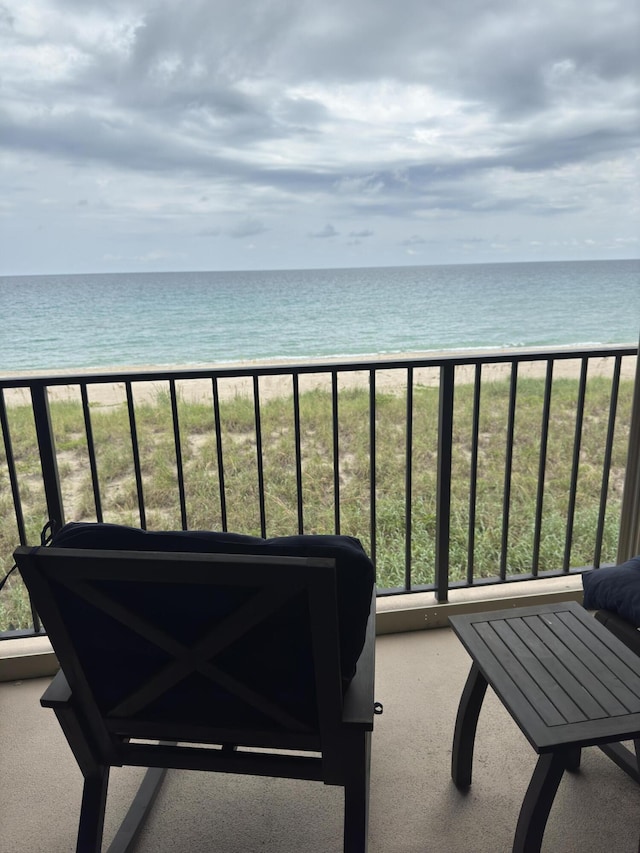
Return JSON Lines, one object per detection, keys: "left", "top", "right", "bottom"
{"left": 0, "top": 374, "right": 633, "bottom": 631}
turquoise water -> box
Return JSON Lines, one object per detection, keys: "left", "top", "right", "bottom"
{"left": 1, "top": 259, "right": 638, "bottom": 372}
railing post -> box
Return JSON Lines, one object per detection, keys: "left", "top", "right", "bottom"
{"left": 435, "top": 363, "right": 454, "bottom": 602}
{"left": 405, "top": 368, "right": 414, "bottom": 590}
{"left": 31, "top": 384, "right": 65, "bottom": 535}
{"left": 618, "top": 340, "right": 640, "bottom": 562}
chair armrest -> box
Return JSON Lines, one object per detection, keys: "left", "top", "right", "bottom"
{"left": 342, "top": 588, "right": 376, "bottom": 728}
{"left": 595, "top": 610, "right": 640, "bottom": 656}
{"left": 41, "top": 669, "right": 72, "bottom": 708}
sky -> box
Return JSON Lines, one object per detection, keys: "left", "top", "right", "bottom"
{"left": 1, "top": 0, "right": 639, "bottom": 276}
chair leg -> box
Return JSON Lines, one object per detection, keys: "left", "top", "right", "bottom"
{"left": 76, "top": 766, "right": 110, "bottom": 853}
{"left": 107, "top": 767, "right": 168, "bottom": 853}
{"left": 598, "top": 739, "right": 640, "bottom": 784}
{"left": 343, "top": 731, "right": 371, "bottom": 853}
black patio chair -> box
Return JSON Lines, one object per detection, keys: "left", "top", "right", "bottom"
{"left": 582, "top": 554, "right": 640, "bottom": 782}
{"left": 14, "top": 523, "right": 378, "bottom": 853}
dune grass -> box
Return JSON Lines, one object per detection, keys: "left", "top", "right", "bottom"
{"left": 0, "top": 373, "right": 633, "bottom": 631}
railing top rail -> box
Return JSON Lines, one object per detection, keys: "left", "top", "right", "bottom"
{"left": 0, "top": 344, "right": 636, "bottom": 389}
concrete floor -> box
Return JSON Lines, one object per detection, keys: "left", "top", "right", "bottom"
{"left": 2, "top": 626, "right": 639, "bottom": 853}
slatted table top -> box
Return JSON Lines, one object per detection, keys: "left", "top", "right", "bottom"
{"left": 449, "top": 601, "right": 640, "bottom": 753}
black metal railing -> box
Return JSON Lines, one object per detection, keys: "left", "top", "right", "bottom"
{"left": 0, "top": 344, "right": 636, "bottom": 637}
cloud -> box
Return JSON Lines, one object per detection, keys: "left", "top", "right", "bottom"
{"left": 226, "top": 218, "right": 267, "bottom": 239}
{"left": 0, "top": 4, "right": 14, "bottom": 28}
{"left": 0, "top": 0, "right": 637, "bottom": 274}
{"left": 401, "top": 235, "right": 427, "bottom": 246}
{"left": 103, "top": 249, "right": 187, "bottom": 263}
{"left": 309, "top": 223, "right": 338, "bottom": 238}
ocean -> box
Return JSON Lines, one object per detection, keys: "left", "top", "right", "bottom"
{"left": 1, "top": 259, "right": 638, "bottom": 373}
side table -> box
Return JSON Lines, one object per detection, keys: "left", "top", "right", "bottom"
{"left": 449, "top": 601, "right": 640, "bottom": 853}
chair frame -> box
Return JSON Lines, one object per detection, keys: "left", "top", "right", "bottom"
{"left": 14, "top": 545, "right": 376, "bottom": 853}
{"left": 594, "top": 609, "right": 640, "bottom": 782}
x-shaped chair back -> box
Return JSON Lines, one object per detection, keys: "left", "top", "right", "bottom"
{"left": 17, "top": 547, "right": 345, "bottom": 758}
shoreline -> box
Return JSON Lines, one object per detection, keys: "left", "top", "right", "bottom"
{"left": 1, "top": 347, "right": 636, "bottom": 408}
{"left": 1, "top": 341, "right": 635, "bottom": 375}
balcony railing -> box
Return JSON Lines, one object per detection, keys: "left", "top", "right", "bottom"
{"left": 0, "top": 343, "right": 637, "bottom": 637}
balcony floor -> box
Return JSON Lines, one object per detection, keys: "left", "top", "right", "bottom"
{"left": 2, "top": 625, "right": 638, "bottom": 853}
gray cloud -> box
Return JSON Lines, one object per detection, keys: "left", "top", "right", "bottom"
{"left": 0, "top": 4, "right": 14, "bottom": 28}
{"left": 226, "top": 218, "right": 267, "bottom": 239}
{"left": 0, "top": 0, "right": 637, "bottom": 274}
{"left": 309, "top": 224, "right": 339, "bottom": 238}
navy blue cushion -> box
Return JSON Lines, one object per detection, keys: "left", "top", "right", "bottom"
{"left": 582, "top": 556, "right": 640, "bottom": 626}
{"left": 51, "top": 523, "right": 375, "bottom": 684}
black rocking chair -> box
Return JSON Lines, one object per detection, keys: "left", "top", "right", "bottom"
{"left": 14, "top": 523, "right": 377, "bottom": 853}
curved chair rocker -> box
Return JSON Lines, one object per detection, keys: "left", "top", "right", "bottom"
{"left": 14, "top": 523, "right": 378, "bottom": 853}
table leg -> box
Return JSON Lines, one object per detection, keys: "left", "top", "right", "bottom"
{"left": 565, "top": 745, "right": 581, "bottom": 772}
{"left": 513, "top": 750, "right": 566, "bottom": 853}
{"left": 451, "top": 662, "right": 488, "bottom": 788}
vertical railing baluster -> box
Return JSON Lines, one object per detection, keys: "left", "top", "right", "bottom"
{"left": 292, "top": 374, "right": 304, "bottom": 534}
{"left": 125, "top": 382, "right": 146, "bottom": 529}
{"left": 435, "top": 363, "right": 454, "bottom": 602}
{"left": 532, "top": 361, "right": 554, "bottom": 574}
{"left": 594, "top": 356, "right": 622, "bottom": 567}
{"left": 169, "top": 380, "right": 188, "bottom": 530}
{"left": 467, "top": 365, "right": 482, "bottom": 584}
{"left": 253, "top": 375, "right": 267, "bottom": 538}
{"left": 563, "top": 358, "right": 589, "bottom": 571}
{"left": 31, "top": 383, "right": 65, "bottom": 534}
{"left": 0, "top": 389, "right": 40, "bottom": 632}
{"left": 500, "top": 363, "right": 518, "bottom": 580}
{"left": 0, "top": 390, "right": 27, "bottom": 543}
{"left": 80, "top": 384, "right": 103, "bottom": 522}
{"left": 404, "top": 368, "right": 414, "bottom": 591}
{"left": 211, "top": 377, "right": 227, "bottom": 531}
{"left": 28, "top": 381, "right": 63, "bottom": 635}
{"left": 331, "top": 371, "right": 340, "bottom": 534}
{"left": 369, "top": 369, "right": 377, "bottom": 568}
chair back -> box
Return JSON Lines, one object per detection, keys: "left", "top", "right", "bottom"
{"left": 15, "top": 546, "right": 349, "bottom": 759}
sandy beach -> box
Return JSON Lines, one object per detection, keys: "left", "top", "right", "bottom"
{"left": 1, "top": 348, "right": 636, "bottom": 409}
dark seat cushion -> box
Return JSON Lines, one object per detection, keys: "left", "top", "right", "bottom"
{"left": 51, "top": 522, "right": 375, "bottom": 685}
{"left": 582, "top": 555, "right": 640, "bottom": 628}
